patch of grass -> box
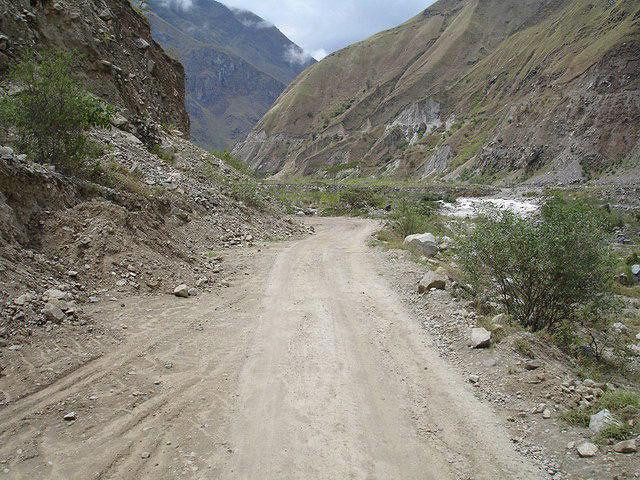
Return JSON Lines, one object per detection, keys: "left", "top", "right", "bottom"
{"left": 98, "top": 161, "right": 152, "bottom": 197}
{"left": 149, "top": 144, "right": 176, "bottom": 166}
{"left": 561, "top": 389, "right": 640, "bottom": 441}
{"left": 213, "top": 149, "right": 253, "bottom": 176}
{"left": 561, "top": 408, "right": 590, "bottom": 428}
{"left": 597, "top": 423, "right": 635, "bottom": 442}
{"left": 513, "top": 338, "right": 535, "bottom": 358}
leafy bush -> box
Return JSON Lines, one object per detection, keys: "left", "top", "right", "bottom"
{"left": 0, "top": 50, "right": 112, "bottom": 174}
{"left": 338, "top": 186, "right": 384, "bottom": 212}
{"left": 390, "top": 199, "right": 433, "bottom": 238}
{"left": 456, "top": 197, "right": 616, "bottom": 332}
{"left": 228, "top": 177, "right": 268, "bottom": 211}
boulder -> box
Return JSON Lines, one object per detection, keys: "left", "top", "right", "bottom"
{"left": 611, "top": 322, "right": 628, "bottom": 334}
{"left": 98, "top": 8, "right": 113, "bottom": 20}
{"left": 631, "top": 264, "right": 640, "bottom": 276}
{"left": 418, "top": 271, "right": 446, "bottom": 293}
{"left": 0, "top": 145, "right": 13, "bottom": 160}
{"left": 403, "top": 233, "right": 438, "bottom": 256}
{"left": 13, "top": 293, "right": 33, "bottom": 306}
{"left": 589, "top": 409, "right": 619, "bottom": 434}
{"left": 0, "top": 35, "right": 9, "bottom": 52}
{"left": 470, "top": 327, "right": 491, "bottom": 349}
{"left": 63, "top": 411, "right": 77, "bottom": 421}
{"left": 43, "top": 288, "right": 69, "bottom": 301}
{"left": 613, "top": 439, "right": 637, "bottom": 453}
{"left": 576, "top": 441, "right": 598, "bottom": 458}
{"left": 43, "top": 303, "right": 65, "bottom": 324}
{"left": 135, "top": 38, "right": 150, "bottom": 50}
{"left": 173, "top": 284, "right": 190, "bottom": 298}
{"left": 524, "top": 360, "right": 542, "bottom": 371}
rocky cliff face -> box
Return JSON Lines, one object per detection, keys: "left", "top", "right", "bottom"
{"left": 147, "top": 0, "right": 315, "bottom": 150}
{"left": 0, "top": 0, "right": 190, "bottom": 137}
{"left": 235, "top": 0, "right": 640, "bottom": 186}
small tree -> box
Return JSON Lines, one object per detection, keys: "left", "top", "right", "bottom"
{"left": 457, "top": 196, "right": 617, "bottom": 332}
{"left": 0, "top": 50, "right": 112, "bottom": 174}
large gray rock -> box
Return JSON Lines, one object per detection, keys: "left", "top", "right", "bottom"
{"left": 631, "top": 264, "right": 640, "bottom": 276}
{"left": 589, "top": 409, "right": 619, "bottom": 434}
{"left": 0, "top": 145, "right": 13, "bottom": 160}
{"left": 135, "top": 38, "right": 150, "bottom": 50}
{"left": 43, "top": 288, "right": 70, "bottom": 301}
{"left": 173, "top": 284, "right": 190, "bottom": 298}
{"left": 13, "top": 293, "right": 33, "bottom": 306}
{"left": 418, "top": 271, "right": 446, "bottom": 293}
{"left": 576, "top": 441, "right": 598, "bottom": 458}
{"left": 43, "top": 303, "right": 66, "bottom": 324}
{"left": 403, "top": 233, "right": 438, "bottom": 256}
{"left": 470, "top": 327, "right": 491, "bottom": 349}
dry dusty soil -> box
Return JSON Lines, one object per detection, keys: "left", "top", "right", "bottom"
{"left": 0, "top": 217, "right": 546, "bottom": 479}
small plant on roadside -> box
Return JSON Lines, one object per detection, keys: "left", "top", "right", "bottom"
{"left": 389, "top": 200, "right": 431, "bottom": 238}
{"left": 338, "top": 186, "right": 385, "bottom": 214}
{"left": 0, "top": 50, "right": 112, "bottom": 175}
{"left": 456, "top": 196, "right": 617, "bottom": 334}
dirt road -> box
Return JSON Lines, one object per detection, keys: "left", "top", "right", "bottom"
{"left": 0, "top": 217, "right": 543, "bottom": 479}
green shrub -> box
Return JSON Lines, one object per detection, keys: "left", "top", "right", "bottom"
{"left": 0, "top": 50, "right": 112, "bottom": 174}
{"left": 390, "top": 199, "right": 433, "bottom": 238}
{"left": 229, "top": 178, "right": 267, "bottom": 211}
{"left": 338, "top": 187, "right": 384, "bottom": 213}
{"left": 456, "top": 196, "right": 616, "bottom": 332}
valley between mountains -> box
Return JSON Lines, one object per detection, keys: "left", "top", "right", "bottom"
{"left": 1, "top": 0, "right": 639, "bottom": 479}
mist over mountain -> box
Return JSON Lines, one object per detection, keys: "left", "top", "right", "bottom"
{"left": 147, "top": 0, "right": 315, "bottom": 150}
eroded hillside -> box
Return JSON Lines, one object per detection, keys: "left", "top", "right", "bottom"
{"left": 235, "top": 0, "right": 640, "bottom": 186}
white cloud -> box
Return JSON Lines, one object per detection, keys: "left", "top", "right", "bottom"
{"left": 240, "top": 18, "right": 273, "bottom": 29}
{"left": 220, "top": 0, "right": 434, "bottom": 59}
{"left": 284, "top": 45, "right": 312, "bottom": 65}
{"left": 159, "top": 0, "right": 193, "bottom": 10}
{"left": 311, "top": 49, "right": 328, "bottom": 61}
{"left": 230, "top": 6, "right": 274, "bottom": 29}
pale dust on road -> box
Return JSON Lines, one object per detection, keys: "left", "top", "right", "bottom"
{"left": 0, "top": 217, "right": 543, "bottom": 480}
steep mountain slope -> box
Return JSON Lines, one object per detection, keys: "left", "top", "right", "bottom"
{"left": 235, "top": 0, "right": 640, "bottom": 185}
{"left": 147, "top": 0, "right": 315, "bottom": 150}
{"left": 0, "top": 0, "right": 190, "bottom": 137}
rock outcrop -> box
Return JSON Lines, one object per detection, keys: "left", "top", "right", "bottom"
{"left": 0, "top": 0, "right": 189, "bottom": 136}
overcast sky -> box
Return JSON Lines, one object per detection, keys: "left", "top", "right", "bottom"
{"left": 220, "top": 0, "right": 433, "bottom": 60}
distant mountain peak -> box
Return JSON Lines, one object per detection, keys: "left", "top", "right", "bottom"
{"left": 147, "top": 0, "right": 315, "bottom": 150}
